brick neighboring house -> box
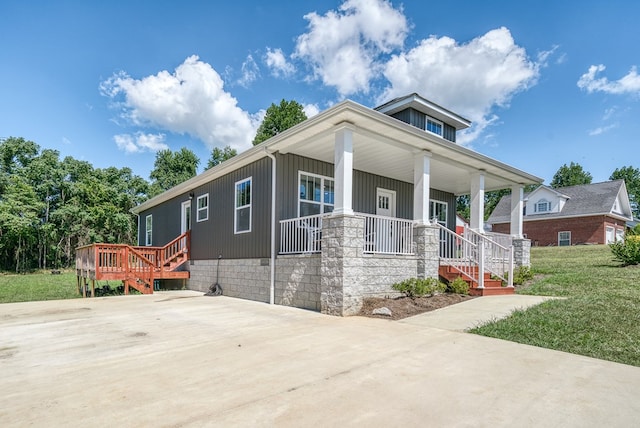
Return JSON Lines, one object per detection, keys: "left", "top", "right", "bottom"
{"left": 488, "top": 180, "right": 634, "bottom": 246}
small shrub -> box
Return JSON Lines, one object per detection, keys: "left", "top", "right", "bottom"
{"left": 504, "top": 265, "right": 534, "bottom": 285}
{"left": 610, "top": 236, "right": 640, "bottom": 266}
{"left": 448, "top": 276, "right": 470, "bottom": 295}
{"left": 514, "top": 265, "right": 534, "bottom": 285}
{"left": 392, "top": 277, "right": 447, "bottom": 299}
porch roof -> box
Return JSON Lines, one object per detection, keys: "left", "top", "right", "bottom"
{"left": 133, "top": 99, "right": 542, "bottom": 214}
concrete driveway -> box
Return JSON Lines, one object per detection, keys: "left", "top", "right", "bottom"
{"left": 1, "top": 292, "right": 639, "bottom": 427}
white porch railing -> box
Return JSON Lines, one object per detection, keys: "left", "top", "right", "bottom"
{"left": 362, "top": 213, "right": 414, "bottom": 255}
{"left": 279, "top": 214, "right": 324, "bottom": 254}
{"left": 435, "top": 222, "right": 514, "bottom": 288}
{"left": 463, "top": 228, "right": 514, "bottom": 286}
{"left": 279, "top": 213, "right": 415, "bottom": 255}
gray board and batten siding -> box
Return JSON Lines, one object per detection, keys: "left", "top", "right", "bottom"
{"left": 390, "top": 108, "right": 457, "bottom": 143}
{"left": 277, "top": 153, "right": 456, "bottom": 230}
{"left": 139, "top": 153, "right": 456, "bottom": 260}
{"left": 138, "top": 157, "right": 273, "bottom": 260}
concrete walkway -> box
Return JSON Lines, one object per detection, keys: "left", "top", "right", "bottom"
{"left": 1, "top": 292, "right": 638, "bottom": 427}
{"left": 400, "top": 294, "right": 557, "bottom": 331}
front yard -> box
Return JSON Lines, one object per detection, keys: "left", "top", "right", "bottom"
{"left": 471, "top": 245, "right": 640, "bottom": 366}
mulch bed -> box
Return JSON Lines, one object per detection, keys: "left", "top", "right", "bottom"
{"left": 358, "top": 293, "right": 476, "bottom": 320}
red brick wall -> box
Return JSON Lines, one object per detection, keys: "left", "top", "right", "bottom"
{"left": 492, "top": 216, "right": 627, "bottom": 246}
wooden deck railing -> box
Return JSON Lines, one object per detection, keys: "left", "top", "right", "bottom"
{"left": 75, "top": 231, "right": 190, "bottom": 295}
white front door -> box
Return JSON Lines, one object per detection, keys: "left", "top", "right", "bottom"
{"left": 375, "top": 188, "right": 396, "bottom": 252}
{"left": 181, "top": 200, "right": 191, "bottom": 234}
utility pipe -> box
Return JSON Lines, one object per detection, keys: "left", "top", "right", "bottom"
{"left": 264, "top": 149, "right": 277, "bottom": 305}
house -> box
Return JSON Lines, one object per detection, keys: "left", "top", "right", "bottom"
{"left": 487, "top": 180, "right": 634, "bottom": 246}
{"left": 79, "top": 93, "right": 542, "bottom": 315}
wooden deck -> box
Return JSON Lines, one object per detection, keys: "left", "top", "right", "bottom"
{"left": 75, "top": 231, "right": 190, "bottom": 297}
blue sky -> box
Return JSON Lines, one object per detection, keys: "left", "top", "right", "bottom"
{"left": 1, "top": 0, "right": 639, "bottom": 187}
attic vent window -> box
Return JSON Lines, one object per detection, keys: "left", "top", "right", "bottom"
{"left": 426, "top": 117, "right": 443, "bottom": 136}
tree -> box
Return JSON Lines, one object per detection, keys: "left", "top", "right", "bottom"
{"left": 610, "top": 166, "right": 640, "bottom": 217}
{"left": 149, "top": 148, "right": 199, "bottom": 197}
{"left": 206, "top": 145, "right": 237, "bottom": 169}
{"left": 252, "top": 99, "right": 307, "bottom": 146}
{"left": 550, "top": 162, "right": 592, "bottom": 188}
{"left": 456, "top": 184, "right": 538, "bottom": 221}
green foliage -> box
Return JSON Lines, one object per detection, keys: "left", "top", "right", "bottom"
{"left": 149, "top": 148, "right": 199, "bottom": 197}
{"left": 610, "top": 236, "right": 640, "bottom": 266}
{"left": 252, "top": 99, "right": 307, "bottom": 146}
{"left": 448, "top": 276, "right": 470, "bottom": 295}
{"left": 0, "top": 271, "right": 79, "bottom": 303}
{"left": 550, "top": 162, "right": 592, "bottom": 188}
{"left": 457, "top": 184, "right": 538, "bottom": 221}
{"left": 610, "top": 165, "right": 640, "bottom": 217}
{"left": 506, "top": 265, "right": 534, "bottom": 285}
{"left": 206, "top": 145, "right": 237, "bottom": 169}
{"left": 471, "top": 245, "right": 640, "bottom": 366}
{"left": 0, "top": 136, "right": 152, "bottom": 272}
{"left": 392, "top": 277, "right": 447, "bottom": 298}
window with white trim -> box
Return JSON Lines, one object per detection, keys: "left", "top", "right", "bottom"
{"left": 235, "top": 178, "right": 251, "bottom": 233}
{"left": 430, "top": 200, "right": 448, "bottom": 227}
{"left": 558, "top": 231, "right": 571, "bottom": 246}
{"left": 298, "top": 172, "right": 334, "bottom": 216}
{"left": 196, "top": 194, "right": 209, "bottom": 222}
{"left": 606, "top": 226, "right": 615, "bottom": 244}
{"left": 535, "top": 199, "right": 551, "bottom": 213}
{"left": 426, "top": 117, "right": 443, "bottom": 136}
{"left": 145, "top": 215, "right": 152, "bottom": 246}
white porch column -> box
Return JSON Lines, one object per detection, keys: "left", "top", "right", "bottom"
{"left": 413, "top": 151, "right": 431, "bottom": 224}
{"left": 333, "top": 126, "right": 354, "bottom": 216}
{"left": 470, "top": 172, "right": 485, "bottom": 232}
{"left": 510, "top": 184, "right": 524, "bottom": 238}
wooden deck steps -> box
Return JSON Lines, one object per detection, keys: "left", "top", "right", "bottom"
{"left": 76, "top": 231, "right": 190, "bottom": 297}
{"left": 439, "top": 265, "right": 514, "bottom": 296}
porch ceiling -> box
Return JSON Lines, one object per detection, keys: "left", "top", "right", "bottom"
{"left": 274, "top": 104, "right": 541, "bottom": 195}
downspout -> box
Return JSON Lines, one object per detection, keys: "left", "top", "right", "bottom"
{"left": 264, "top": 148, "right": 277, "bottom": 305}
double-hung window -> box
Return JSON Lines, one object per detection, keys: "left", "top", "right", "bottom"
{"left": 426, "top": 117, "right": 443, "bottom": 136}
{"left": 535, "top": 199, "right": 551, "bottom": 213}
{"left": 145, "top": 215, "right": 152, "bottom": 246}
{"left": 235, "top": 178, "right": 251, "bottom": 233}
{"left": 196, "top": 194, "right": 209, "bottom": 222}
{"left": 558, "top": 231, "right": 571, "bottom": 246}
{"left": 299, "top": 172, "right": 334, "bottom": 216}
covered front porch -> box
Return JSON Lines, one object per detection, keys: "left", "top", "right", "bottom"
{"left": 266, "top": 102, "right": 540, "bottom": 315}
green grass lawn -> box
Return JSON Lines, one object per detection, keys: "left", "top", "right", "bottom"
{"left": 0, "top": 271, "right": 80, "bottom": 303}
{"left": 471, "top": 245, "right": 640, "bottom": 366}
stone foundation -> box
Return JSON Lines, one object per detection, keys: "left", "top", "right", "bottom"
{"left": 187, "top": 214, "right": 442, "bottom": 317}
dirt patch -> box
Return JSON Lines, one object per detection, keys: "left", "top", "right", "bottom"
{"left": 359, "top": 293, "right": 476, "bottom": 320}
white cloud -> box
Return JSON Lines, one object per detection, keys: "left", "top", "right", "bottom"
{"left": 265, "top": 48, "right": 295, "bottom": 77}
{"left": 303, "top": 103, "right": 320, "bottom": 118}
{"left": 578, "top": 64, "right": 640, "bottom": 95}
{"left": 100, "top": 55, "right": 259, "bottom": 152}
{"left": 380, "top": 27, "right": 541, "bottom": 145}
{"left": 114, "top": 132, "right": 169, "bottom": 154}
{"left": 588, "top": 123, "right": 618, "bottom": 136}
{"left": 293, "top": 0, "right": 408, "bottom": 97}
{"left": 238, "top": 54, "right": 260, "bottom": 87}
